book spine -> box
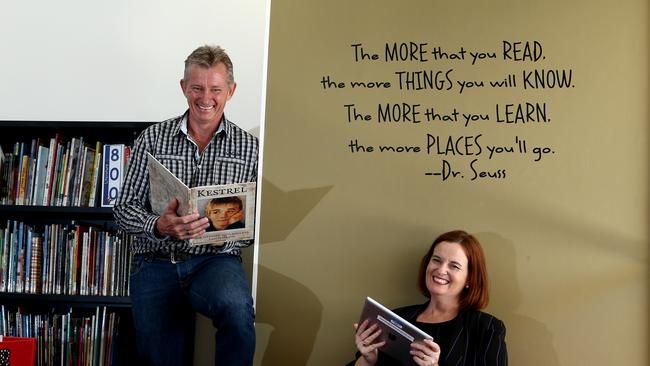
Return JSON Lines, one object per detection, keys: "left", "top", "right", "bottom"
{"left": 79, "top": 146, "right": 94, "bottom": 207}
{"left": 25, "top": 138, "right": 38, "bottom": 206}
{"left": 62, "top": 138, "right": 78, "bottom": 207}
{"left": 24, "top": 226, "right": 32, "bottom": 293}
{"left": 30, "top": 233, "right": 42, "bottom": 294}
{"left": 88, "top": 142, "right": 102, "bottom": 207}
{"left": 0, "top": 223, "right": 7, "bottom": 292}
{"left": 1, "top": 221, "right": 10, "bottom": 292}
{"left": 8, "top": 222, "right": 17, "bottom": 292}
{"left": 55, "top": 143, "right": 69, "bottom": 206}
{"left": 44, "top": 135, "right": 60, "bottom": 206}
{"left": 42, "top": 225, "right": 50, "bottom": 294}
{"left": 7, "top": 142, "right": 20, "bottom": 205}
{"left": 32, "top": 145, "right": 50, "bottom": 206}
{"left": 14, "top": 142, "right": 24, "bottom": 205}
{"left": 101, "top": 233, "right": 109, "bottom": 296}
{"left": 17, "top": 154, "right": 29, "bottom": 206}
{"left": 72, "top": 142, "right": 87, "bottom": 206}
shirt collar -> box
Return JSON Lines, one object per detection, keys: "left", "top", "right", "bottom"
{"left": 177, "top": 111, "right": 229, "bottom": 139}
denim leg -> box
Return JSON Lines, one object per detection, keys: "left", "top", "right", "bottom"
{"left": 184, "top": 255, "right": 255, "bottom": 366}
{"left": 129, "top": 256, "right": 196, "bottom": 366}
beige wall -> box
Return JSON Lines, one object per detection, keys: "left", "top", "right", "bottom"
{"left": 256, "top": 0, "right": 649, "bottom": 365}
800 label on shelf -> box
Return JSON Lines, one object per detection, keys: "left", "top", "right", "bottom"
{"left": 101, "top": 144, "right": 125, "bottom": 207}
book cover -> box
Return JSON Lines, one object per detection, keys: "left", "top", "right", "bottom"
{"left": 147, "top": 153, "right": 256, "bottom": 246}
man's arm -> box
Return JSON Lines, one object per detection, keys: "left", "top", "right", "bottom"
{"left": 112, "top": 130, "right": 163, "bottom": 242}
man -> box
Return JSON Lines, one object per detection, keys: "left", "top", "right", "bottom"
{"left": 113, "top": 45, "right": 257, "bottom": 366}
{"left": 205, "top": 196, "right": 245, "bottom": 231}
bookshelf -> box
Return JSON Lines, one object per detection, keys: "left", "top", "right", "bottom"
{"left": 0, "top": 120, "right": 152, "bottom": 364}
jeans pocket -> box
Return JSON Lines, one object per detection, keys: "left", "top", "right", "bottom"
{"left": 130, "top": 255, "right": 145, "bottom": 277}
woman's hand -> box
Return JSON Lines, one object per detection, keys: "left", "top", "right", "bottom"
{"left": 410, "top": 338, "right": 441, "bottom": 366}
{"left": 353, "top": 319, "right": 386, "bottom": 366}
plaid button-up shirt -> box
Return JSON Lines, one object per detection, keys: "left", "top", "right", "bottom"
{"left": 113, "top": 112, "right": 258, "bottom": 256}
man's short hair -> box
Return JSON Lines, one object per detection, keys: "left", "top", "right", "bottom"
{"left": 206, "top": 196, "right": 243, "bottom": 211}
{"left": 184, "top": 45, "right": 235, "bottom": 85}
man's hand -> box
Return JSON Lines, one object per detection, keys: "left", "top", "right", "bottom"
{"left": 155, "top": 198, "right": 210, "bottom": 240}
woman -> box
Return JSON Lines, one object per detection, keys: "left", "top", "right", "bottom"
{"left": 351, "top": 230, "right": 508, "bottom": 366}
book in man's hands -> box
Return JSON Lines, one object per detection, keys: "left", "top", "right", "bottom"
{"left": 147, "top": 153, "right": 256, "bottom": 246}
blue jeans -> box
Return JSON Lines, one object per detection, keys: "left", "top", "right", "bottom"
{"left": 129, "top": 253, "right": 255, "bottom": 366}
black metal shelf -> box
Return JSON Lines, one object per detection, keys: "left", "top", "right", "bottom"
{"left": 0, "top": 205, "right": 114, "bottom": 221}
{"left": 0, "top": 292, "right": 131, "bottom": 309}
{"left": 0, "top": 121, "right": 153, "bottom": 145}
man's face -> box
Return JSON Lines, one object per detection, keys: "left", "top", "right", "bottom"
{"left": 206, "top": 203, "right": 241, "bottom": 230}
{"left": 180, "top": 63, "right": 236, "bottom": 126}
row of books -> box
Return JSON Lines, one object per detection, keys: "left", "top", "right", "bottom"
{"left": 0, "top": 306, "right": 120, "bottom": 366}
{"left": 0, "top": 136, "right": 130, "bottom": 207}
{"left": 0, "top": 221, "right": 132, "bottom": 297}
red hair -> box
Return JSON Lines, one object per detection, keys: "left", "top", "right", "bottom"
{"left": 417, "top": 230, "right": 489, "bottom": 310}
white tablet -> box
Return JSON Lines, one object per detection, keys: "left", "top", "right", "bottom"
{"left": 359, "top": 297, "right": 433, "bottom": 366}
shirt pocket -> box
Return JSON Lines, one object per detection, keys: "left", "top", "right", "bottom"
{"left": 213, "top": 156, "right": 248, "bottom": 183}
{"left": 157, "top": 154, "right": 187, "bottom": 181}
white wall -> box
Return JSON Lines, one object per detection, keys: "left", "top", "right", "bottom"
{"left": 0, "top": 0, "right": 266, "bottom": 131}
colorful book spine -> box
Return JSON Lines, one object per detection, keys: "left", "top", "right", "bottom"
{"left": 55, "top": 142, "right": 69, "bottom": 206}
{"left": 25, "top": 138, "right": 39, "bottom": 206}
{"left": 43, "top": 134, "right": 60, "bottom": 206}
{"left": 87, "top": 142, "right": 102, "bottom": 207}
{"left": 32, "top": 145, "right": 50, "bottom": 206}
{"left": 29, "top": 233, "right": 42, "bottom": 294}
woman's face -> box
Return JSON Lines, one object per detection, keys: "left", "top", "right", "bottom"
{"left": 425, "top": 241, "right": 469, "bottom": 302}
